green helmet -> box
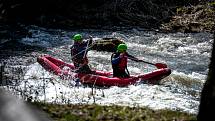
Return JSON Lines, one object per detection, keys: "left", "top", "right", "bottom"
{"left": 117, "top": 44, "right": 127, "bottom": 52}
{"left": 73, "top": 34, "right": 82, "bottom": 41}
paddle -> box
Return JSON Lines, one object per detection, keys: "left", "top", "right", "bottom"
{"left": 83, "top": 40, "right": 90, "bottom": 58}
{"left": 138, "top": 60, "right": 167, "bottom": 69}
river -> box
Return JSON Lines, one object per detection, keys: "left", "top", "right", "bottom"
{"left": 1, "top": 25, "right": 213, "bottom": 114}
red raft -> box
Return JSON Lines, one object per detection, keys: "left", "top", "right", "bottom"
{"left": 37, "top": 55, "right": 171, "bottom": 87}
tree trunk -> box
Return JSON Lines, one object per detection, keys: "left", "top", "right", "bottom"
{"left": 197, "top": 31, "right": 215, "bottom": 121}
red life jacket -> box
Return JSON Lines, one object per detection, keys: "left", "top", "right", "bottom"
{"left": 118, "top": 54, "right": 128, "bottom": 71}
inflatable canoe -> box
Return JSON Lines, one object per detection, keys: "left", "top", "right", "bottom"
{"left": 37, "top": 55, "right": 171, "bottom": 87}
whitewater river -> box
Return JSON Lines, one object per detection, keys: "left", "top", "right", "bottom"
{"left": 1, "top": 25, "right": 213, "bottom": 114}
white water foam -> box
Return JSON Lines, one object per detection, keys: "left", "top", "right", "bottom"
{"left": 16, "top": 63, "right": 201, "bottom": 114}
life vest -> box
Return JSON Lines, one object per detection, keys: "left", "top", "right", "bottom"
{"left": 118, "top": 54, "right": 127, "bottom": 71}
{"left": 111, "top": 52, "right": 128, "bottom": 71}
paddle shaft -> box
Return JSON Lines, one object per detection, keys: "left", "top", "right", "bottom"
{"left": 83, "top": 38, "right": 91, "bottom": 58}
{"left": 139, "top": 60, "right": 167, "bottom": 69}
{"left": 139, "top": 60, "right": 156, "bottom": 66}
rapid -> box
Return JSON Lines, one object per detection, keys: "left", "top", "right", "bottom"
{"left": 1, "top": 25, "right": 213, "bottom": 114}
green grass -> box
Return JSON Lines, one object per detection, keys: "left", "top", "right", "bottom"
{"left": 32, "top": 102, "right": 197, "bottom": 121}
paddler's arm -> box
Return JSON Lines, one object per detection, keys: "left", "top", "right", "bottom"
{"left": 84, "top": 36, "right": 94, "bottom": 50}
{"left": 88, "top": 35, "right": 93, "bottom": 46}
{"left": 127, "top": 53, "right": 141, "bottom": 62}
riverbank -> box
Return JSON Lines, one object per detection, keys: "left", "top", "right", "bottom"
{"left": 33, "top": 102, "right": 197, "bottom": 121}
{"left": 160, "top": 2, "right": 215, "bottom": 33}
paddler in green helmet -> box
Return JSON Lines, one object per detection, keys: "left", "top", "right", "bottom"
{"left": 70, "top": 34, "right": 94, "bottom": 74}
{"left": 111, "top": 43, "right": 142, "bottom": 78}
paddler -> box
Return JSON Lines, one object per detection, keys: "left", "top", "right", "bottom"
{"left": 111, "top": 43, "right": 142, "bottom": 78}
{"left": 70, "top": 34, "right": 94, "bottom": 74}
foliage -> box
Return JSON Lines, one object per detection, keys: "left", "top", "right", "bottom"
{"left": 161, "top": 2, "right": 215, "bottom": 33}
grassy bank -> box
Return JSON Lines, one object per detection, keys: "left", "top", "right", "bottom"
{"left": 33, "top": 102, "right": 197, "bottom": 121}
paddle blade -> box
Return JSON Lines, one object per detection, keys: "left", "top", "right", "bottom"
{"left": 155, "top": 63, "right": 167, "bottom": 69}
